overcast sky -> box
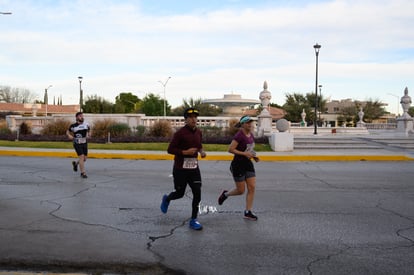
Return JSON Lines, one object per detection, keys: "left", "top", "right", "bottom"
{"left": 1, "top": 0, "right": 413, "bottom": 114}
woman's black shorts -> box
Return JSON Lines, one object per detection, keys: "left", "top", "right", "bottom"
{"left": 230, "top": 159, "right": 255, "bottom": 182}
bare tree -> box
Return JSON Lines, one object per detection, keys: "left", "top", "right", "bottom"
{"left": 0, "top": 85, "right": 38, "bottom": 103}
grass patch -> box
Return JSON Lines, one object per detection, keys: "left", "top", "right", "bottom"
{"left": 0, "top": 140, "right": 272, "bottom": 152}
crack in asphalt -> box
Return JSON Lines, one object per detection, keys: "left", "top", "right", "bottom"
{"left": 1, "top": 180, "right": 185, "bottom": 274}
{"left": 145, "top": 190, "right": 221, "bottom": 264}
{"left": 295, "top": 165, "right": 341, "bottom": 189}
{"left": 305, "top": 198, "right": 414, "bottom": 274}
{"left": 146, "top": 219, "right": 188, "bottom": 263}
{"left": 306, "top": 238, "right": 352, "bottom": 275}
{"left": 376, "top": 200, "right": 414, "bottom": 246}
{"left": 296, "top": 167, "right": 414, "bottom": 274}
{"left": 42, "top": 188, "right": 143, "bottom": 235}
{"left": 38, "top": 184, "right": 220, "bottom": 270}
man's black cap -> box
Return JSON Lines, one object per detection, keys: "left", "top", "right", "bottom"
{"left": 184, "top": 108, "right": 199, "bottom": 118}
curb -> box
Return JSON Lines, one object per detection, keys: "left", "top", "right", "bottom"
{"left": 0, "top": 150, "right": 413, "bottom": 162}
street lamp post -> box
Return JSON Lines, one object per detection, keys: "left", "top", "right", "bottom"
{"left": 318, "top": 84, "right": 322, "bottom": 122}
{"left": 44, "top": 85, "right": 52, "bottom": 116}
{"left": 313, "top": 43, "right": 321, "bottom": 135}
{"left": 158, "top": 76, "right": 171, "bottom": 118}
{"left": 78, "top": 76, "right": 83, "bottom": 112}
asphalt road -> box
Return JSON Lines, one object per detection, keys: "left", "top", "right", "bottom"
{"left": 1, "top": 156, "right": 414, "bottom": 275}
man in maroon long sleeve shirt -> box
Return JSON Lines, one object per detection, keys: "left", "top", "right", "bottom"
{"left": 160, "top": 107, "right": 206, "bottom": 230}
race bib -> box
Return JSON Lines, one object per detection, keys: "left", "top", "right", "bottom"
{"left": 183, "top": 158, "right": 198, "bottom": 169}
{"left": 245, "top": 143, "right": 256, "bottom": 157}
{"left": 75, "top": 137, "right": 87, "bottom": 144}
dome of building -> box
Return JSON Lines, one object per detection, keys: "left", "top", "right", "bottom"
{"left": 202, "top": 93, "right": 260, "bottom": 116}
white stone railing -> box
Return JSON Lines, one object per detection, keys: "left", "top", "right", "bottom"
{"left": 5, "top": 114, "right": 242, "bottom": 134}
{"left": 5, "top": 113, "right": 399, "bottom": 135}
{"left": 364, "top": 123, "right": 397, "bottom": 129}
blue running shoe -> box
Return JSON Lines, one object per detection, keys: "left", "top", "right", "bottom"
{"left": 160, "top": 194, "right": 169, "bottom": 213}
{"left": 189, "top": 219, "right": 203, "bottom": 230}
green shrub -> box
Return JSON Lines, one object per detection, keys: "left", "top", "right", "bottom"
{"left": 199, "top": 126, "right": 223, "bottom": 139}
{"left": 0, "top": 128, "right": 11, "bottom": 135}
{"left": 0, "top": 120, "right": 11, "bottom": 134}
{"left": 108, "top": 123, "right": 131, "bottom": 137}
{"left": 149, "top": 120, "right": 173, "bottom": 138}
{"left": 134, "top": 125, "right": 147, "bottom": 137}
{"left": 41, "top": 119, "right": 71, "bottom": 136}
{"left": 19, "top": 122, "right": 32, "bottom": 135}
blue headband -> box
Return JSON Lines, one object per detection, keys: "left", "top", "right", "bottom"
{"left": 240, "top": 116, "right": 252, "bottom": 124}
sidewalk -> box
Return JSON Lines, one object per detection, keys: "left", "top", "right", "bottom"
{"left": 1, "top": 146, "right": 413, "bottom": 161}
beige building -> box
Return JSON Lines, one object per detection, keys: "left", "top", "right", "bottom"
{"left": 0, "top": 102, "right": 80, "bottom": 116}
{"left": 319, "top": 99, "right": 389, "bottom": 127}
{"left": 325, "top": 99, "right": 357, "bottom": 114}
